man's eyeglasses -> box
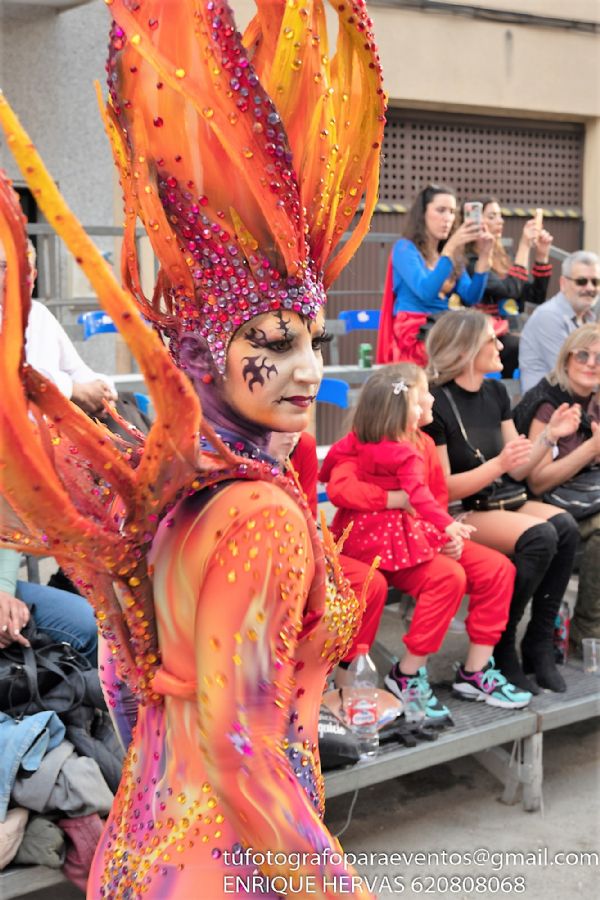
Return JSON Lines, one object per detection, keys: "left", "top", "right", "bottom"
{"left": 564, "top": 276, "right": 599, "bottom": 288}
{"left": 571, "top": 349, "right": 600, "bottom": 366}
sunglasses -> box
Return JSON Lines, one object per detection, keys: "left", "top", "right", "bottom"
{"left": 564, "top": 276, "right": 600, "bottom": 288}
{"left": 571, "top": 349, "right": 600, "bottom": 366}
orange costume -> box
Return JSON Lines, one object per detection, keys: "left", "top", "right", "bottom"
{"left": 0, "top": 1, "right": 385, "bottom": 897}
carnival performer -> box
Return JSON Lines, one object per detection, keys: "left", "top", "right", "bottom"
{"left": 0, "top": 1, "right": 386, "bottom": 898}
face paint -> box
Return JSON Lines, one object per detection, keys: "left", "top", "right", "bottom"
{"left": 223, "top": 310, "right": 326, "bottom": 432}
{"left": 241, "top": 355, "right": 279, "bottom": 392}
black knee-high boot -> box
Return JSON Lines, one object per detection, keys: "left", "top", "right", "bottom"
{"left": 521, "top": 513, "right": 579, "bottom": 692}
{"left": 494, "top": 522, "right": 559, "bottom": 694}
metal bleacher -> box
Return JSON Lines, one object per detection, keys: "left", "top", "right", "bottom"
{"left": 0, "top": 866, "right": 68, "bottom": 900}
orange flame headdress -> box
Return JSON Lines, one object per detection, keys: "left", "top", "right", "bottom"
{"left": 0, "top": 0, "right": 385, "bottom": 700}
{"left": 104, "top": 0, "right": 385, "bottom": 369}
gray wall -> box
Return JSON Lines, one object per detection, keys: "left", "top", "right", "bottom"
{"left": 0, "top": 0, "right": 113, "bottom": 225}
{"left": 1, "top": 1, "right": 119, "bottom": 371}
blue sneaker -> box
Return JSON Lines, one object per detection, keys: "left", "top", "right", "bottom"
{"left": 453, "top": 657, "right": 532, "bottom": 709}
{"left": 384, "top": 665, "right": 453, "bottom": 727}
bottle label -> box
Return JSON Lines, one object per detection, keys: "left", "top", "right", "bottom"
{"left": 347, "top": 696, "right": 377, "bottom": 728}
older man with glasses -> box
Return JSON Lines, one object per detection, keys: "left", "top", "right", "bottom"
{"left": 519, "top": 250, "right": 600, "bottom": 393}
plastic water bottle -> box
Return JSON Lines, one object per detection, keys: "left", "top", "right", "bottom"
{"left": 346, "top": 644, "right": 379, "bottom": 757}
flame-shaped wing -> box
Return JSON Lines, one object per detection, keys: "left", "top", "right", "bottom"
{"left": 0, "top": 98, "right": 234, "bottom": 701}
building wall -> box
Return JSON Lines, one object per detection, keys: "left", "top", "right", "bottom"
{"left": 438, "top": 0, "right": 599, "bottom": 22}
{"left": 1, "top": 1, "right": 599, "bottom": 254}
{"left": 0, "top": 1, "right": 113, "bottom": 226}
{"left": 0, "top": 1, "right": 120, "bottom": 369}
{"left": 371, "top": 2, "right": 600, "bottom": 249}
{"left": 378, "top": 12, "right": 598, "bottom": 121}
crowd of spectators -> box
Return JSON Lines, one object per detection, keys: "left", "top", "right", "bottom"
{"left": 338, "top": 189, "right": 599, "bottom": 706}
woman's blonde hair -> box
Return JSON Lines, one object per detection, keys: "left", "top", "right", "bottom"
{"left": 549, "top": 323, "right": 600, "bottom": 393}
{"left": 426, "top": 309, "right": 491, "bottom": 385}
{"left": 352, "top": 363, "right": 426, "bottom": 443}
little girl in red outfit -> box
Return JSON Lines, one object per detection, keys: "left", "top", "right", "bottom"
{"left": 351, "top": 376, "right": 472, "bottom": 570}
{"left": 321, "top": 364, "right": 531, "bottom": 719}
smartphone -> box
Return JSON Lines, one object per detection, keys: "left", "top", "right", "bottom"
{"left": 535, "top": 207, "right": 544, "bottom": 230}
{"left": 464, "top": 201, "right": 483, "bottom": 228}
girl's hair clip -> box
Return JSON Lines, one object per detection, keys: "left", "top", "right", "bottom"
{"left": 392, "top": 380, "right": 408, "bottom": 395}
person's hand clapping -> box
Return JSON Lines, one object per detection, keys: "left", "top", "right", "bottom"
{"left": 589, "top": 420, "right": 600, "bottom": 464}
{"left": 546, "top": 402, "right": 581, "bottom": 443}
{"left": 497, "top": 435, "right": 532, "bottom": 474}
{"left": 0, "top": 590, "right": 30, "bottom": 648}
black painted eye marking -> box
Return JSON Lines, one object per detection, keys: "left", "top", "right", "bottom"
{"left": 274, "top": 310, "right": 292, "bottom": 339}
{"left": 245, "top": 326, "right": 270, "bottom": 349}
{"left": 241, "top": 355, "right": 278, "bottom": 392}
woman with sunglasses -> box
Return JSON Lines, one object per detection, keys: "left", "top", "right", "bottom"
{"left": 376, "top": 185, "right": 493, "bottom": 366}
{"left": 424, "top": 310, "right": 580, "bottom": 694}
{"left": 514, "top": 324, "right": 600, "bottom": 657}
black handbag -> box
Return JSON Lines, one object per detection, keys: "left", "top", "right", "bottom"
{"left": 442, "top": 387, "right": 528, "bottom": 512}
{"left": 462, "top": 478, "right": 529, "bottom": 512}
{"left": 0, "top": 614, "right": 92, "bottom": 716}
{"left": 543, "top": 467, "right": 600, "bottom": 521}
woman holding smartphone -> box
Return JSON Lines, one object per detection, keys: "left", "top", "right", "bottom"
{"left": 465, "top": 198, "right": 554, "bottom": 376}
{"left": 377, "top": 184, "right": 493, "bottom": 366}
